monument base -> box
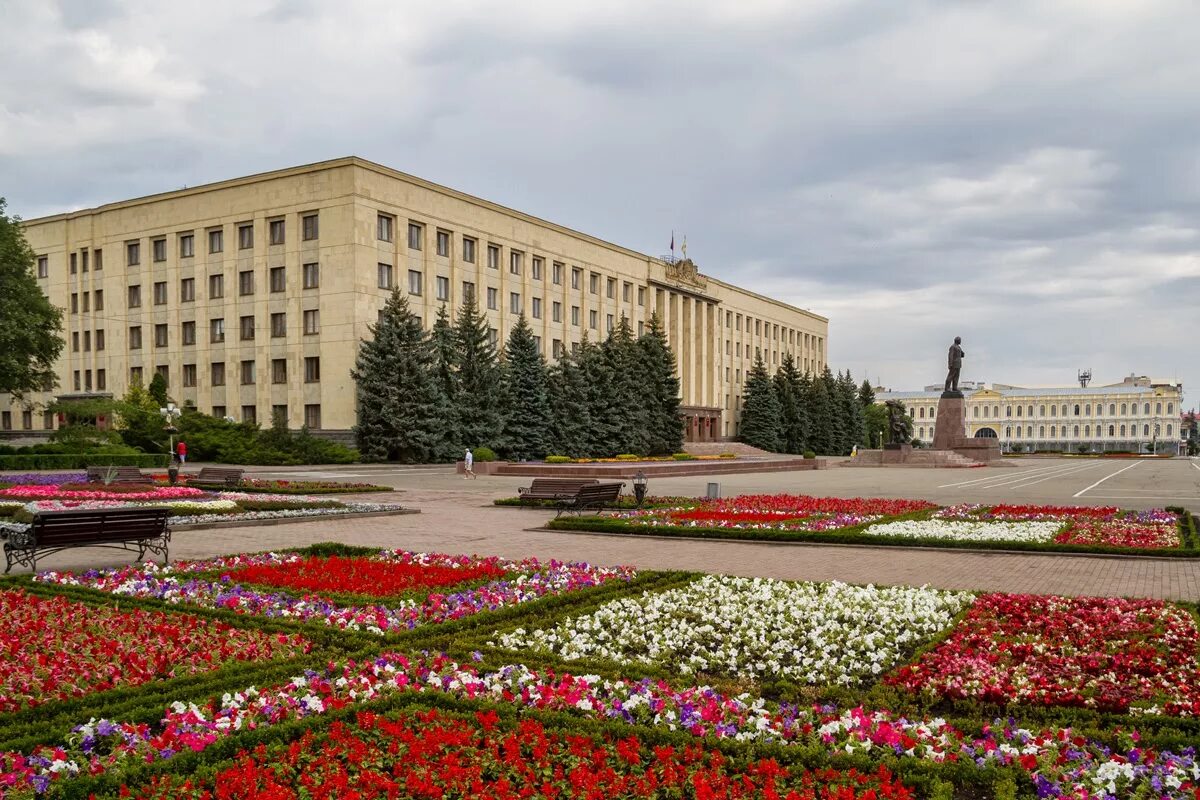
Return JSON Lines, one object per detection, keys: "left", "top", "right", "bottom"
{"left": 881, "top": 443, "right": 912, "bottom": 464}
{"left": 931, "top": 394, "right": 1003, "bottom": 465}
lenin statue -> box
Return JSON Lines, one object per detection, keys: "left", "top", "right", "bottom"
{"left": 944, "top": 337, "right": 964, "bottom": 396}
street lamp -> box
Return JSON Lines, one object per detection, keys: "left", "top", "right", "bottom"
{"left": 633, "top": 471, "right": 648, "bottom": 507}
{"left": 160, "top": 404, "right": 181, "bottom": 483}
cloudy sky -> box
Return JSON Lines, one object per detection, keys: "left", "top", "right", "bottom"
{"left": 3, "top": 0, "right": 1198, "bottom": 401}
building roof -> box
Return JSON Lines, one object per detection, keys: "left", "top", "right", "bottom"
{"left": 879, "top": 384, "right": 1177, "bottom": 401}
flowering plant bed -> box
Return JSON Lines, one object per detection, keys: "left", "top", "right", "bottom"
{"left": 220, "top": 553, "right": 509, "bottom": 598}
{"left": 605, "top": 494, "right": 937, "bottom": 533}
{"left": 0, "top": 473, "right": 87, "bottom": 488}
{"left": 0, "top": 484, "right": 206, "bottom": 503}
{"left": 148, "top": 476, "right": 393, "bottom": 494}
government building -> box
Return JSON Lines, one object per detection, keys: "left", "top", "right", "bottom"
{"left": 878, "top": 375, "right": 1185, "bottom": 454}
{"left": 3, "top": 157, "right": 828, "bottom": 444}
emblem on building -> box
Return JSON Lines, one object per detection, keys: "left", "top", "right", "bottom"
{"left": 665, "top": 258, "right": 708, "bottom": 289}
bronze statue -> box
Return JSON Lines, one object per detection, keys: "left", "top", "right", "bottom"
{"left": 944, "top": 336, "right": 964, "bottom": 395}
{"left": 885, "top": 400, "right": 913, "bottom": 444}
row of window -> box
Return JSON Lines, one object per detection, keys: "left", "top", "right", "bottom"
{"left": 103, "top": 265, "right": 321, "bottom": 312}
{"left": 120, "top": 311, "right": 321, "bottom": 349}
{"left": 913, "top": 424, "right": 1177, "bottom": 440}
{"left": 124, "top": 216, "right": 320, "bottom": 266}
{"left": 110, "top": 357, "right": 321, "bottom": 391}
{"left": 911, "top": 400, "right": 1177, "bottom": 420}
{"left": 0, "top": 410, "right": 54, "bottom": 431}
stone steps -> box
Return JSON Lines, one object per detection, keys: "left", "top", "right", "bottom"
{"left": 681, "top": 441, "right": 778, "bottom": 458}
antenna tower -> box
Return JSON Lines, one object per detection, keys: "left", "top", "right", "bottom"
{"left": 1078, "top": 369, "right": 1092, "bottom": 388}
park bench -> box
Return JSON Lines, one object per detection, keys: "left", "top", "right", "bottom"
{"left": 2, "top": 507, "right": 170, "bottom": 573}
{"left": 86, "top": 465, "right": 152, "bottom": 484}
{"left": 192, "top": 467, "right": 245, "bottom": 488}
{"left": 518, "top": 478, "right": 599, "bottom": 502}
{"left": 553, "top": 482, "right": 625, "bottom": 517}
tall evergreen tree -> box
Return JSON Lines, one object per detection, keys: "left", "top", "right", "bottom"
{"left": 739, "top": 355, "right": 783, "bottom": 451}
{"left": 602, "top": 315, "right": 650, "bottom": 455}
{"left": 0, "top": 198, "right": 63, "bottom": 398}
{"left": 500, "top": 314, "right": 552, "bottom": 460}
{"left": 839, "top": 371, "right": 865, "bottom": 454}
{"left": 804, "top": 368, "right": 834, "bottom": 455}
{"left": 794, "top": 370, "right": 814, "bottom": 453}
{"left": 858, "top": 379, "right": 876, "bottom": 409}
{"left": 637, "top": 313, "right": 683, "bottom": 455}
{"left": 818, "top": 366, "right": 845, "bottom": 454}
{"left": 429, "top": 304, "right": 461, "bottom": 458}
{"left": 774, "top": 353, "right": 807, "bottom": 454}
{"left": 547, "top": 347, "right": 591, "bottom": 458}
{"left": 451, "top": 293, "right": 506, "bottom": 451}
{"left": 575, "top": 335, "right": 616, "bottom": 456}
{"left": 352, "top": 290, "right": 449, "bottom": 463}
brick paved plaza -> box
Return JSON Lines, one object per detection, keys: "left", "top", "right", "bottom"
{"left": 23, "top": 457, "right": 1200, "bottom": 600}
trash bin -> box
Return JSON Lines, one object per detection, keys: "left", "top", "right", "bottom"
{"left": 706, "top": 482, "right": 720, "bottom": 499}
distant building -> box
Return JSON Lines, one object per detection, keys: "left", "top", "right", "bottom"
{"left": 880, "top": 375, "right": 1185, "bottom": 453}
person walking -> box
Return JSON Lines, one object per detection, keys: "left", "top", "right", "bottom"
{"left": 463, "top": 447, "right": 476, "bottom": 479}
{"left": 176, "top": 440, "right": 188, "bottom": 465}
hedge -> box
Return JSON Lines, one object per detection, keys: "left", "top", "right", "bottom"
{"left": 0, "top": 453, "right": 170, "bottom": 470}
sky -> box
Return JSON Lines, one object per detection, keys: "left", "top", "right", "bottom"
{"left": 2, "top": 0, "right": 1198, "bottom": 403}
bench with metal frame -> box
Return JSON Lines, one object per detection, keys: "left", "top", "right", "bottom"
{"left": 553, "top": 482, "right": 625, "bottom": 517}
{"left": 518, "top": 478, "right": 599, "bottom": 502}
{"left": 86, "top": 466, "right": 152, "bottom": 484}
{"left": 192, "top": 467, "right": 245, "bottom": 488}
{"left": 3, "top": 507, "right": 171, "bottom": 573}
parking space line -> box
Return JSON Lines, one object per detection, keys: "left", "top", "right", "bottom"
{"left": 937, "top": 463, "right": 1068, "bottom": 489}
{"left": 1072, "top": 461, "right": 1142, "bottom": 498}
{"left": 950, "top": 462, "right": 1099, "bottom": 491}
{"left": 1003, "top": 463, "right": 1104, "bottom": 490}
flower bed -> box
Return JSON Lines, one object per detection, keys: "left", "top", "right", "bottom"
{"left": 0, "top": 484, "right": 206, "bottom": 502}
{"left": 934, "top": 504, "right": 1184, "bottom": 549}
{"left": 864, "top": 519, "right": 1066, "bottom": 543}
{"left": 0, "top": 588, "right": 311, "bottom": 713}
{"left": 222, "top": 554, "right": 508, "bottom": 597}
{"left": 610, "top": 494, "right": 936, "bottom": 533}
{"left": 494, "top": 575, "right": 971, "bottom": 685}
{"left": 0, "top": 472, "right": 86, "bottom": 487}
{"left": 148, "top": 476, "right": 393, "bottom": 494}
{"left": 886, "top": 593, "right": 1200, "bottom": 715}
{"left": 37, "top": 550, "right": 637, "bottom": 634}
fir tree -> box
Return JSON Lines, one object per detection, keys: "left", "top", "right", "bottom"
{"left": 839, "top": 371, "right": 865, "bottom": 454}
{"left": 574, "top": 335, "right": 617, "bottom": 455}
{"left": 451, "top": 292, "right": 506, "bottom": 451}
{"left": 637, "top": 313, "right": 683, "bottom": 455}
{"left": 601, "top": 315, "right": 650, "bottom": 455}
{"left": 500, "top": 314, "right": 552, "bottom": 460}
{"left": 739, "top": 355, "right": 783, "bottom": 451}
{"left": 818, "top": 366, "right": 845, "bottom": 454}
{"left": 430, "top": 304, "right": 461, "bottom": 458}
{"left": 804, "top": 369, "right": 834, "bottom": 455}
{"left": 352, "top": 290, "right": 449, "bottom": 463}
{"left": 857, "top": 378, "right": 876, "bottom": 408}
{"left": 547, "top": 347, "right": 592, "bottom": 457}
{"left": 147, "top": 372, "right": 171, "bottom": 407}
{"left": 794, "top": 370, "right": 814, "bottom": 453}
{"left": 774, "top": 353, "right": 807, "bottom": 454}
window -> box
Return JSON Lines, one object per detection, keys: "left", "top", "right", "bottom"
{"left": 1, "top": 412, "right": 9, "bottom": 430}
{"left": 377, "top": 214, "right": 394, "bottom": 242}
{"left": 590, "top": 273, "right": 599, "bottom": 294}
{"left": 531, "top": 256, "right": 543, "bottom": 280}
{"left": 182, "top": 320, "right": 196, "bottom": 345}
{"left": 269, "top": 219, "right": 285, "bottom": 245}
{"left": 212, "top": 405, "right": 226, "bottom": 419}
{"left": 240, "top": 315, "right": 255, "bottom": 340}
{"left": 436, "top": 275, "right": 449, "bottom": 301}
{"left": 95, "top": 370, "right": 105, "bottom": 391}
{"left": 533, "top": 335, "right": 541, "bottom": 352}
{"left": 607, "top": 277, "right": 616, "bottom": 298}
{"left": 182, "top": 364, "right": 197, "bottom": 387}
{"left": 302, "top": 214, "right": 319, "bottom": 240}
{"left": 71, "top": 371, "right": 80, "bottom": 392}
{"left": 510, "top": 292, "right": 521, "bottom": 314}
{"left": 1121, "top": 403, "right": 1128, "bottom": 415}
{"left": 1074, "top": 404, "right": 1080, "bottom": 416}
{"left": 1168, "top": 402, "right": 1174, "bottom": 414}
{"left": 377, "top": 263, "right": 393, "bottom": 289}
{"left": 487, "top": 327, "right": 498, "bottom": 346}
{"left": 571, "top": 267, "right": 581, "bottom": 289}
{"left": 303, "top": 310, "right": 319, "bottom": 335}
{"left": 408, "top": 269, "right": 423, "bottom": 295}
{"left": 210, "top": 318, "right": 225, "bottom": 343}
{"left": 304, "top": 404, "right": 321, "bottom": 429}
{"left": 1167, "top": 424, "right": 1173, "bottom": 436}
{"left": 96, "top": 329, "right": 105, "bottom": 350}
{"left": 553, "top": 339, "right": 563, "bottom": 358}
{"left": 487, "top": 244, "right": 500, "bottom": 269}
{"left": 272, "top": 358, "right": 287, "bottom": 384}
{"left": 127, "top": 241, "right": 140, "bottom": 266}
{"left": 128, "top": 285, "right": 142, "bottom": 308}
{"left": 72, "top": 331, "right": 79, "bottom": 352}
{"left": 1144, "top": 402, "right": 1151, "bottom": 415}
{"left": 211, "top": 362, "right": 226, "bottom": 386}
{"left": 152, "top": 238, "right": 166, "bottom": 263}
{"left": 510, "top": 251, "right": 522, "bottom": 275}
{"left": 154, "top": 324, "right": 167, "bottom": 347}
{"left": 240, "top": 360, "right": 256, "bottom": 385}
{"left": 208, "top": 229, "right": 223, "bottom": 253}
{"left": 70, "top": 253, "right": 77, "bottom": 274}
{"left": 181, "top": 277, "right": 195, "bottom": 302}
{"left": 589, "top": 309, "right": 598, "bottom": 329}
{"left": 463, "top": 237, "right": 476, "bottom": 263}
{"left": 1156, "top": 402, "right": 1163, "bottom": 414}
{"left": 239, "top": 270, "right": 255, "bottom": 296}
{"left": 436, "top": 230, "right": 450, "bottom": 257}
{"left": 71, "top": 293, "right": 78, "bottom": 314}
{"left": 462, "top": 281, "right": 475, "bottom": 303}
{"left": 303, "top": 262, "right": 319, "bottom": 289}
{"left": 269, "top": 267, "right": 286, "bottom": 293}
{"left": 94, "top": 249, "right": 104, "bottom": 271}
{"left": 128, "top": 325, "right": 142, "bottom": 349}
{"left": 154, "top": 281, "right": 167, "bottom": 305}
{"left": 408, "top": 223, "right": 423, "bottom": 250}
{"left": 304, "top": 356, "right": 320, "bottom": 383}
{"left": 238, "top": 224, "right": 254, "bottom": 250}
{"left": 242, "top": 405, "right": 257, "bottom": 424}
{"left": 37, "top": 256, "right": 47, "bottom": 278}
{"left": 486, "top": 287, "right": 498, "bottom": 310}
{"left": 623, "top": 282, "right": 631, "bottom": 302}
{"left": 606, "top": 313, "right": 614, "bottom": 331}
{"left": 271, "top": 312, "right": 286, "bottom": 338}
{"left": 271, "top": 405, "right": 288, "bottom": 426}
{"left": 552, "top": 301, "right": 561, "bottom": 322}
{"left": 552, "top": 262, "right": 563, "bottom": 285}
{"left": 531, "top": 297, "right": 542, "bottom": 319}
{"left": 571, "top": 305, "right": 580, "bottom": 326}
{"left": 209, "top": 274, "right": 224, "bottom": 299}
{"left": 180, "top": 234, "right": 194, "bottom": 258}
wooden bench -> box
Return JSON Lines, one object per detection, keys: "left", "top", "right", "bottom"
{"left": 554, "top": 482, "right": 625, "bottom": 517}
{"left": 86, "top": 465, "right": 152, "bottom": 484}
{"left": 3, "top": 507, "right": 170, "bottom": 573}
{"left": 192, "top": 467, "right": 245, "bottom": 488}
{"left": 518, "top": 478, "right": 599, "bottom": 502}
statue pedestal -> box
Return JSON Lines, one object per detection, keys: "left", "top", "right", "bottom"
{"left": 881, "top": 443, "right": 912, "bottom": 464}
{"left": 933, "top": 395, "right": 1001, "bottom": 464}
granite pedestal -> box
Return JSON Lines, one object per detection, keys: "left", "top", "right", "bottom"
{"left": 933, "top": 393, "right": 1002, "bottom": 464}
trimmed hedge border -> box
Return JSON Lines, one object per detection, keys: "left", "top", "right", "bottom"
{"left": 0, "top": 453, "right": 171, "bottom": 470}
{"left": 546, "top": 508, "right": 1200, "bottom": 558}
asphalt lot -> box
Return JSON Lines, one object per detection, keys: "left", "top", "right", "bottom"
{"left": 252, "top": 456, "right": 1200, "bottom": 512}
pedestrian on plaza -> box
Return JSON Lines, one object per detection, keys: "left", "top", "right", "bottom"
{"left": 176, "top": 440, "right": 188, "bottom": 465}
{"left": 463, "top": 447, "right": 476, "bottom": 479}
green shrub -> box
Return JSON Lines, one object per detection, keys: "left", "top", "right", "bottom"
{"left": 718, "top": 452, "right": 737, "bottom": 459}
{"left": 473, "top": 447, "right": 498, "bottom": 462}
{"left": 670, "top": 453, "right": 695, "bottom": 461}
{"left": 174, "top": 411, "right": 357, "bottom": 465}
{"left": 615, "top": 454, "right": 640, "bottom": 461}
{"left": 0, "top": 454, "right": 169, "bottom": 470}
{"left": 545, "top": 455, "right": 572, "bottom": 464}
{"left": 803, "top": 450, "right": 816, "bottom": 459}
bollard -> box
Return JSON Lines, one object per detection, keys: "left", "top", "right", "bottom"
{"left": 706, "top": 482, "right": 720, "bottom": 499}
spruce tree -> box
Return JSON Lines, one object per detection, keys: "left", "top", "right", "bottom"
{"left": 839, "top": 371, "right": 865, "bottom": 454}
{"left": 352, "top": 290, "right": 449, "bottom": 463}
{"left": 451, "top": 293, "right": 506, "bottom": 451}
{"left": 500, "top": 314, "right": 552, "bottom": 460}
{"left": 547, "top": 347, "right": 591, "bottom": 457}
{"left": 576, "top": 335, "right": 616, "bottom": 456}
{"left": 637, "top": 313, "right": 683, "bottom": 455}
{"left": 858, "top": 378, "right": 876, "bottom": 409}
{"left": 805, "top": 369, "right": 834, "bottom": 455}
{"left": 820, "top": 366, "right": 846, "bottom": 454}
{"left": 738, "top": 355, "right": 783, "bottom": 451}
{"left": 794, "top": 370, "right": 814, "bottom": 453}
{"left": 602, "top": 315, "right": 649, "bottom": 455}
{"left": 774, "top": 353, "right": 807, "bottom": 454}
{"left": 429, "top": 304, "right": 461, "bottom": 459}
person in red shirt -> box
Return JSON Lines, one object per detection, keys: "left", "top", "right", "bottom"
{"left": 176, "top": 440, "right": 187, "bottom": 464}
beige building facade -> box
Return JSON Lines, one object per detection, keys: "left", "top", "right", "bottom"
{"left": 2, "top": 157, "right": 827, "bottom": 443}
{"left": 879, "top": 375, "right": 1184, "bottom": 453}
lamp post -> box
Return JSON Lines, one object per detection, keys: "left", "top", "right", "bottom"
{"left": 160, "top": 403, "right": 181, "bottom": 484}
{"left": 633, "top": 470, "right": 648, "bottom": 507}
